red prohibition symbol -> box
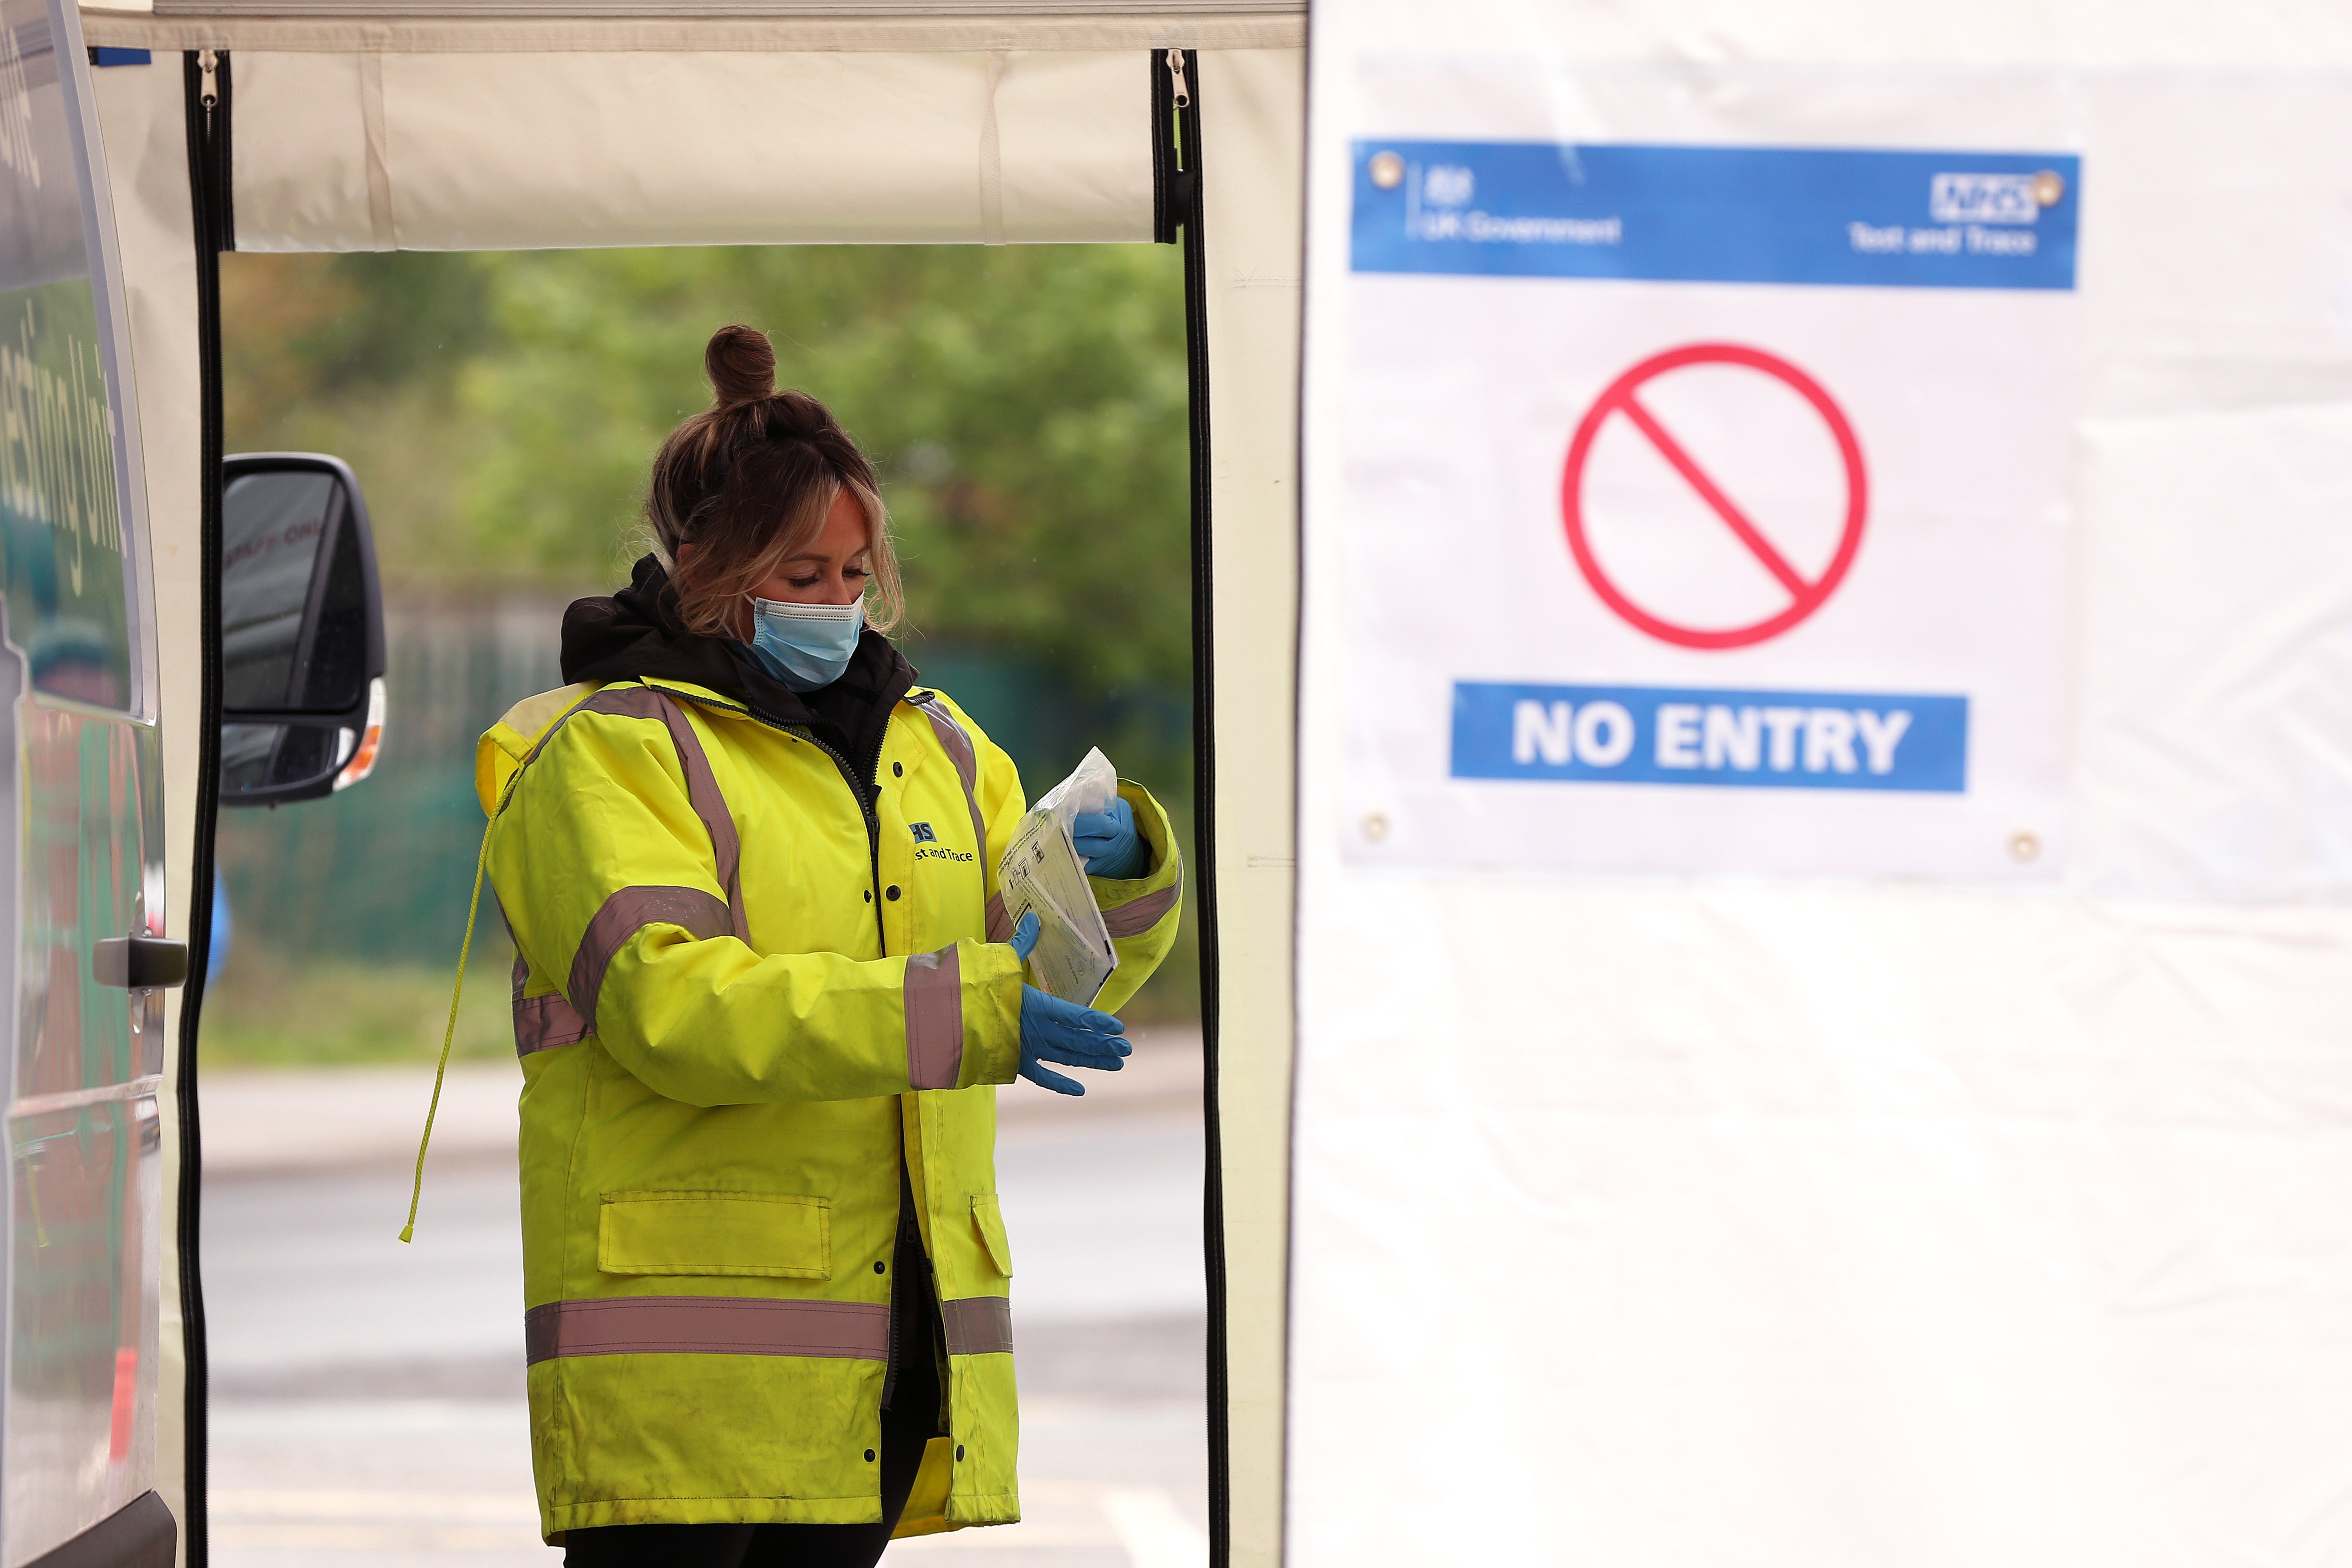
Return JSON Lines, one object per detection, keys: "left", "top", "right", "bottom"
{"left": 1561, "top": 343, "right": 1868, "bottom": 650}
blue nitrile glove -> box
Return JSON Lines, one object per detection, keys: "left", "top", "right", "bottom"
{"left": 1007, "top": 910, "right": 1129, "bottom": 1096}
{"left": 1071, "top": 795, "right": 1149, "bottom": 879}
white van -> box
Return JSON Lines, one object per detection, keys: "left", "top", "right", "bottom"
{"left": 3, "top": 6, "right": 390, "bottom": 1561}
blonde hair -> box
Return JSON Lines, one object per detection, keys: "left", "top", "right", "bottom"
{"left": 645, "top": 324, "right": 904, "bottom": 639}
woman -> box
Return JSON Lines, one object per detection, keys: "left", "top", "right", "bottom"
{"left": 479, "top": 325, "right": 1186, "bottom": 1565}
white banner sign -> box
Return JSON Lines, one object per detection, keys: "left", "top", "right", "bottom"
{"left": 1296, "top": 17, "right": 2352, "bottom": 1568}
{"left": 1337, "top": 100, "right": 2080, "bottom": 878}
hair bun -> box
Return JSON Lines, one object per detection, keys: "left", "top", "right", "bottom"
{"left": 705, "top": 324, "right": 776, "bottom": 411}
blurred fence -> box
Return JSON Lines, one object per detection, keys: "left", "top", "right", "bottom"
{"left": 215, "top": 594, "right": 1194, "bottom": 980}
{"left": 215, "top": 596, "right": 568, "bottom": 968}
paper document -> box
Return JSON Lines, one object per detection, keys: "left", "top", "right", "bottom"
{"left": 998, "top": 748, "right": 1121, "bottom": 1005}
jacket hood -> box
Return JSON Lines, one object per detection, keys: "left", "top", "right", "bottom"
{"left": 561, "top": 555, "right": 917, "bottom": 763}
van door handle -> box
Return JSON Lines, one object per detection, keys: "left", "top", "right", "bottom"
{"left": 94, "top": 937, "right": 190, "bottom": 989}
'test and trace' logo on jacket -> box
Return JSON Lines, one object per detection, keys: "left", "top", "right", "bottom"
{"left": 910, "top": 821, "right": 974, "bottom": 863}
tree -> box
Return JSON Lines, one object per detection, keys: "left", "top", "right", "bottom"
{"left": 222, "top": 243, "right": 1192, "bottom": 704}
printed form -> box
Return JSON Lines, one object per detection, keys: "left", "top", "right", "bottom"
{"left": 997, "top": 748, "right": 1120, "bottom": 1004}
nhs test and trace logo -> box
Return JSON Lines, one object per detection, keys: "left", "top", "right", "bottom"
{"left": 1928, "top": 171, "right": 2052, "bottom": 225}
{"left": 1848, "top": 165, "right": 2066, "bottom": 261}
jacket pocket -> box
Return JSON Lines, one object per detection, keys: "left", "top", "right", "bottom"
{"left": 970, "top": 1194, "right": 1013, "bottom": 1278}
{"left": 597, "top": 1191, "right": 831, "bottom": 1279}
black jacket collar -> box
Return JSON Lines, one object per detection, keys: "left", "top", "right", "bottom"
{"left": 560, "top": 555, "right": 916, "bottom": 777}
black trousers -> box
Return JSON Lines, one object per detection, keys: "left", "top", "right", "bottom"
{"left": 563, "top": 1173, "right": 944, "bottom": 1568}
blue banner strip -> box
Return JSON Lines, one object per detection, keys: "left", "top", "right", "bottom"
{"left": 1451, "top": 682, "right": 1968, "bottom": 793}
{"left": 1353, "top": 142, "right": 2080, "bottom": 292}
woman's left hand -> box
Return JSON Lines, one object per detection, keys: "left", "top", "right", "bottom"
{"left": 1072, "top": 796, "right": 1149, "bottom": 879}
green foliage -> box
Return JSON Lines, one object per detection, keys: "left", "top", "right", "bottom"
{"left": 223, "top": 243, "right": 1193, "bottom": 701}
{"left": 201, "top": 944, "right": 517, "bottom": 1068}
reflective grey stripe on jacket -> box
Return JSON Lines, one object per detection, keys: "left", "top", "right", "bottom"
{"left": 909, "top": 691, "right": 990, "bottom": 860}
{"left": 513, "top": 952, "right": 590, "bottom": 1056}
{"left": 910, "top": 689, "right": 1179, "bottom": 943}
{"left": 1102, "top": 879, "right": 1180, "bottom": 937}
{"left": 525, "top": 1296, "right": 890, "bottom": 1363}
{"left": 902, "top": 944, "right": 964, "bottom": 1089}
{"left": 900, "top": 692, "right": 992, "bottom": 1084}
{"left": 939, "top": 1295, "right": 1013, "bottom": 1356}
{"left": 568, "top": 885, "right": 732, "bottom": 1029}
{"left": 507, "top": 685, "right": 747, "bottom": 1058}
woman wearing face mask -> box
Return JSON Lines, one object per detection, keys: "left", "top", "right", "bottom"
{"left": 479, "top": 324, "right": 1185, "bottom": 1566}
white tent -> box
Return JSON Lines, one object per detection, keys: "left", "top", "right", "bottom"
{"left": 1292, "top": 2, "right": 2352, "bottom": 1564}
{"left": 77, "top": 6, "right": 1302, "bottom": 1561}
{"left": 69, "top": 0, "right": 2352, "bottom": 1562}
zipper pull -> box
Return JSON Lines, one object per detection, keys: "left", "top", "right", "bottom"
{"left": 1164, "top": 48, "right": 1189, "bottom": 111}
{"left": 197, "top": 47, "right": 218, "bottom": 112}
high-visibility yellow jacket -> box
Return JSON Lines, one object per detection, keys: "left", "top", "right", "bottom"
{"left": 476, "top": 673, "right": 1183, "bottom": 1540}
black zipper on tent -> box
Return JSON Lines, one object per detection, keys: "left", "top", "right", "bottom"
{"left": 1154, "top": 46, "right": 1230, "bottom": 1568}
{"left": 179, "top": 45, "right": 232, "bottom": 1568}
{"left": 1152, "top": 49, "right": 1195, "bottom": 247}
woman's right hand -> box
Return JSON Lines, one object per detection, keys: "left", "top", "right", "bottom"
{"left": 1007, "top": 910, "right": 1129, "bottom": 1096}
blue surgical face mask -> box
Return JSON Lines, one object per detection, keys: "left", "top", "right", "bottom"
{"left": 744, "top": 596, "right": 865, "bottom": 692}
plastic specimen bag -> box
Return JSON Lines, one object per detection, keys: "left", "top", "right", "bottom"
{"left": 998, "top": 748, "right": 1121, "bottom": 1004}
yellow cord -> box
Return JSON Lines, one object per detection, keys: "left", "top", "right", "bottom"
{"left": 400, "top": 823, "right": 491, "bottom": 1244}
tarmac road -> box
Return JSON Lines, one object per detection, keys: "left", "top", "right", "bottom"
{"left": 200, "top": 1028, "right": 1210, "bottom": 1568}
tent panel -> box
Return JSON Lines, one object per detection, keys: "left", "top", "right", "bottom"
{"left": 233, "top": 47, "right": 1151, "bottom": 251}
{"left": 995, "top": 49, "right": 1151, "bottom": 241}
{"left": 1197, "top": 44, "right": 1304, "bottom": 1568}
{"left": 1292, "top": 1, "right": 2352, "bottom": 1564}
{"left": 234, "top": 52, "right": 377, "bottom": 249}
{"left": 85, "top": 26, "right": 1308, "bottom": 1568}
{"left": 88, "top": 51, "right": 207, "bottom": 1568}
{"left": 1292, "top": 0, "right": 2352, "bottom": 67}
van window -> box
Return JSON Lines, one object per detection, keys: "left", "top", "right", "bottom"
{"left": 0, "top": 0, "right": 138, "bottom": 710}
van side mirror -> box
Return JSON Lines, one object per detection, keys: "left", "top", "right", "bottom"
{"left": 218, "top": 454, "right": 388, "bottom": 806}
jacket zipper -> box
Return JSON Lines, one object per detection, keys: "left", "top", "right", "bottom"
{"left": 654, "top": 684, "right": 887, "bottom": 949}
{"left": 657, "top": 683, "right": 943, "bottom": 1444}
